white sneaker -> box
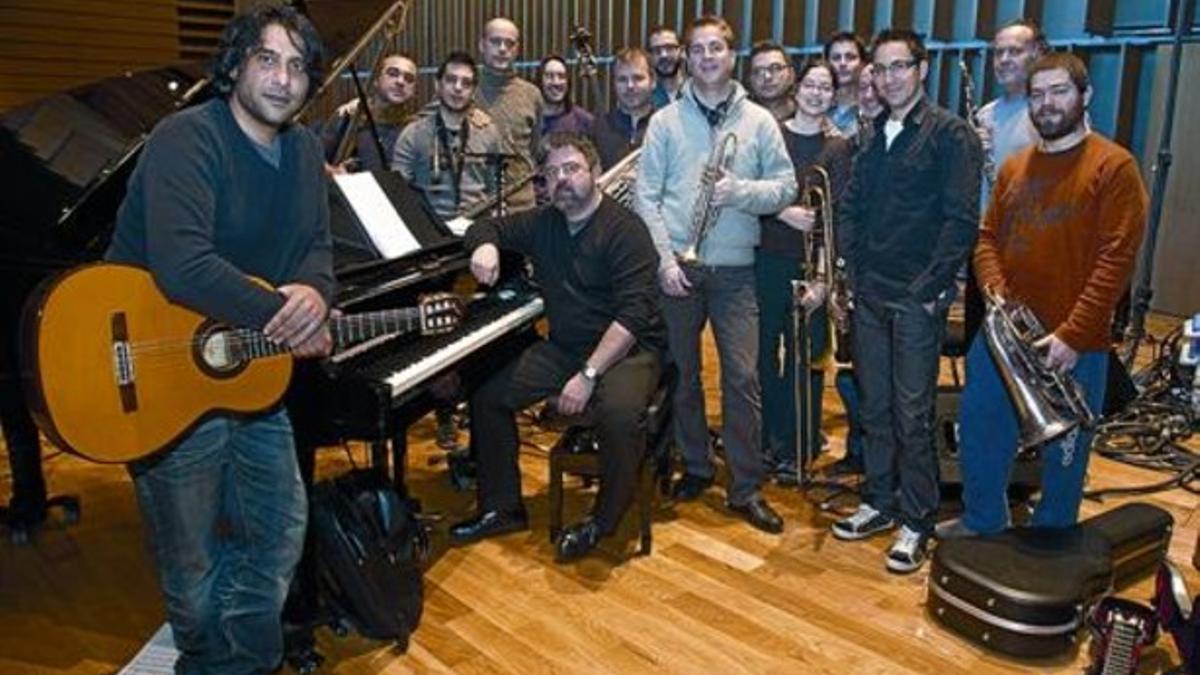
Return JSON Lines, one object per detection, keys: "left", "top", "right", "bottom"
{"left": 886, "top": 525, "right": 928, "bottom": 574}
{"left": 831, "top": 503, "right": 896, "bottom": 541}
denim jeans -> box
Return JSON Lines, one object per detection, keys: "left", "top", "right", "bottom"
{"left": 853, "top": 293, "right": 950, "bottom": 535}
{"left": 661, "top": 265, "right": 764, "bottom": 505}
{"left": 130, "top": 408, "right": 306, "bottom": 675}
{"left": 834, "top": 368, "right": 865, "bottom": 462}
{"left": 958, "top": 336, "right": 1108, "bottom": 534}
{"left": 755, "top": 252, "right": 829, "bottom": 468}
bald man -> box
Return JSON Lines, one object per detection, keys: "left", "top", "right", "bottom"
{"left": 475, "top": 17, "right": 543, "bottom": 212}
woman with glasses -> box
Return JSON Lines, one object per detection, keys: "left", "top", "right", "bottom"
{"left": 756, "top": 60, "right": 852, "bottom": 485}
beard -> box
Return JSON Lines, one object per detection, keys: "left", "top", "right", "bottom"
{"left": 1032, "top": 99, "right": 1086, "bottom": 140}
{"left": 552, "top": 181, "right": 593, "bottom": 214}
{"left": 655, "top": 59, "right": 680, "bottom": 78}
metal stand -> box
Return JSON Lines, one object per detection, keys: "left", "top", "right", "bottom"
{"left": 791, "top": 281, "right": 856, "bottom": 507}
{"left": 1125, "top": 0, "right": 1195, "bottom": 368}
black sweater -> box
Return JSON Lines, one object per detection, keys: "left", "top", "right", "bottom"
{"left": 464, "top": 196, "right": 665, "bottom": 361}
{"left": 107, "top": 98, "right": 333, "bottom": 329}
{"left": 839, "top": 96, "right": 982, "bottom": 303}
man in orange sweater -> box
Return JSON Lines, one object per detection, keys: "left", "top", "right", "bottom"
{"left": 943, "top": 53, "right": 1148, "bottom": 537}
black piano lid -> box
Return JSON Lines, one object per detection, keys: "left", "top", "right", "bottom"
{"left": 0, "top": 64, "right": 209, "bottom": 272}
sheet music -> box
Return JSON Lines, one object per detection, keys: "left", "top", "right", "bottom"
{"left": 333, "top": 172, "right": 422, "bottom": 258}
{"left": 445, "top": 215, "right": 473, "bottom": 236}
{"left": 120, "top": 623, "right": 178, "bottom": 674}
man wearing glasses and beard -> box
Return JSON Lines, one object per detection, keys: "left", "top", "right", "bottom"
{"left": 451, "top": 133, "right": 666, "bottom": 564}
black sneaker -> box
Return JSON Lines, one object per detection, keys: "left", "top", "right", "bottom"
{"left": 770, "top": 459, "right": 799, "bottom": 486}
{"left": 886, "top": 525, "right": 929, "bottom": 574}
{"left": 831, "top": 503, "right": 896, "bottom": 541}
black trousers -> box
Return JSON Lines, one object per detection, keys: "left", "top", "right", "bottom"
{"left": 471, "top": 340, "right": 660, "bottom": 534}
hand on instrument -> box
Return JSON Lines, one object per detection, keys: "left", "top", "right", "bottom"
{"left": 778, "top": 205, "right": 816, "bottom": 232}
{"left": 266, "top": 284, "right": 329, "bottom": 351}
{"left": 659, "top": 264, "right": 692, "bottom": 298}
{"left": 470, "top": 244, "right": 501, "bottom": 286}
{"left": 1033, "top": 333, "right": 1079, "bottom": 373}
{"left": 291, "top": 325, "right": 333, "bottom": 358}
{"left": 336, "top": 98, "right": 361, "bottom": 118}
{"left": 556, "top": 373, "right": 595, "bottom": 416}
{"left": 799, "top": 282, "right": 828, "bottom": 312}
{"left": 711, "top": 172, "right": 736, "bottom": 208}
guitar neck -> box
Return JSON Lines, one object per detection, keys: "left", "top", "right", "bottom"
{"left": 1101, "top": 622, "right": 1141, "bottom": 675}
{"left": 239, "top": 308, "right": 423, "bottom": 358}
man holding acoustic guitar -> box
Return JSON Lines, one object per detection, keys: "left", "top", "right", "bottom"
{"left": 102, "top": 5, "right": 333, "bottom": 672}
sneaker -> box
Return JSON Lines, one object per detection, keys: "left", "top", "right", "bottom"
{"left": 770, "top": 459, "right": 799, "bottom": 487}
{"left": 831, "top": 503, "right": 896, "bottom": 541}
{"left": 934, "top": 517, "right": 978, "bottom": 540}
{"left": 886, "top": 525, "right": 928, "bottom": 574}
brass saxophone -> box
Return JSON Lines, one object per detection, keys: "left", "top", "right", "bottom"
{"left": 959, "top": 59, "right": 996, "bottom": 187}
{"left": 678, "top": 132, "right": 738, "bottom": 265}
{"left": 981, "top": 285, "right": 1096, "bottom": 449}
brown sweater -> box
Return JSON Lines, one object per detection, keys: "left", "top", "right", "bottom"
{"left": 975, "top": 133, "right": 1148, "bottom": 352}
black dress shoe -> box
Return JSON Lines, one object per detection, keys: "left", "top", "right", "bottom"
{"left": 555, "top": 518, "right": 603, "bottom": 562}
{"left": 448, "top": 507, "right": 528, "bottom": 544}
{"left": 728, "top": 496, "right": 784, "bottom": 534}
{"left": 670, "top": 473, "right": 714, "bottom": 501}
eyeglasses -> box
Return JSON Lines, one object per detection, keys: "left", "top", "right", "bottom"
{"left": 751, "top": 63, "right": 791, "bottom": 79}
{"left": 650, "top": 44, "right": 680, "bottom": 55}
{"left": 542, "top": 161, "right": 587, "bottom": 180}
{"left": 872, "top": 59, "right": 918, "bottom": 78}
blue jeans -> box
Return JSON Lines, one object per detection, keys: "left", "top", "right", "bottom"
{"left": 130, "top": 409, "right": 306, "bottom": 674}
{"left": 661, "top": 265, "right": 764, "bottom": 504}
{"left": 835, "top": 368, "right": 864, "bottom": 462}
{"left": 958, "top": 336, "right": 1108, "bottom": 534}
{"left": 755, "top": 252, "right": 828, "bottom": 467}
{"left": 853, "top": 293, "right": 950, "bottom": 536}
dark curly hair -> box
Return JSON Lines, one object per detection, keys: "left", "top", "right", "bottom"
{"left": 210, "top": 3, "right": 326, "bottom": 100}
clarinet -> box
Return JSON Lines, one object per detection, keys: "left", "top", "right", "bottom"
{"left": 958, "top": 60, "right": 996, "bottom": 187}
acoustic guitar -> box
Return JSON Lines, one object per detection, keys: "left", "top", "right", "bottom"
{"left": 22, "top": 263, "right": 463, "bottom": 464}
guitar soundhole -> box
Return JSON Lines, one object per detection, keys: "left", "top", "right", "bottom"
{"left": 193, "top": 321, "right": 249, "bottom": 379}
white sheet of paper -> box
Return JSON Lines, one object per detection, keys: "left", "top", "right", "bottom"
{"left": 445, "top": 215, "right": 473, "bottom": 236}
{"left": 333, "top": 173, "right": 422, "bottom": 258}
{"left": 120, "top": 623, "right": 177, "bottom": 674}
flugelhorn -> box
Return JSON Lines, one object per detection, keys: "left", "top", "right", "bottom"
{"left": 981, "top": 286, "right": 1096, "bottom": 449}
{"left": 678, "top": 132, "right": 737, "bottom": 265}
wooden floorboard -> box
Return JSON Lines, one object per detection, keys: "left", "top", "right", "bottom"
{"left": 2, "top": 318, "right": 1198, "bottom": 674}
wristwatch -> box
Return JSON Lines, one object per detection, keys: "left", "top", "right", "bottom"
{"left": 581, "top": 365, "right": 599, "bottom": 382}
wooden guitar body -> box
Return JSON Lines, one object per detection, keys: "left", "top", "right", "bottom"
{"left": 23, "top": 264, "right": 293, "bottom": 463}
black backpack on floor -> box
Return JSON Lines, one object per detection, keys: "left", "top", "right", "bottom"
{"left": 309, "top": 469, "right": 428, "bottom": 649}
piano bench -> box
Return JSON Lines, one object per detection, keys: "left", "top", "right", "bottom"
{"left": 547, "top": 364, "right": 677, "bottom": 557}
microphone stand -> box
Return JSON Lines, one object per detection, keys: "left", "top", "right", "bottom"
{"left": 1125, "top": 0, "right": 1194, "bottom": 369}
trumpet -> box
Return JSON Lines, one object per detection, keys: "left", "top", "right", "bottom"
{"left": 678, "top": 133, "right": 737, "bottom": 265}
{"left": 959, "top": 59, "right": 996, "bottom": 187}
{"left": 981, "top": 286, "right": 1096, "bottom": 449}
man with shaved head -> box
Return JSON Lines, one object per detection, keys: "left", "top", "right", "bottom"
{"left": 476, "top": 16, "right": 543, "bottom": 211}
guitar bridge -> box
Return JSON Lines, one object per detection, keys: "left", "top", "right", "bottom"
{"left": 111, "top": 312, "right": 138, "bottom": 413}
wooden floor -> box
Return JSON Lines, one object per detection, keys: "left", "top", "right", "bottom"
{"left": 2, "top": 323, "right": 1199, "bottom": 674}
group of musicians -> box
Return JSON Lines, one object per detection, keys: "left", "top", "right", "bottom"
{"left": 39, "top": 3, "right": 1150, "bottom": 671}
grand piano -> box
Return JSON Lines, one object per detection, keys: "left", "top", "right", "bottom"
{"left": 0, "top": 1, "right": 544, "bottom": 542}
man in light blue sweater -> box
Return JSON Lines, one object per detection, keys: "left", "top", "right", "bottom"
{"left": 635, "top": 15, "right": 797, "bottom": 534}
